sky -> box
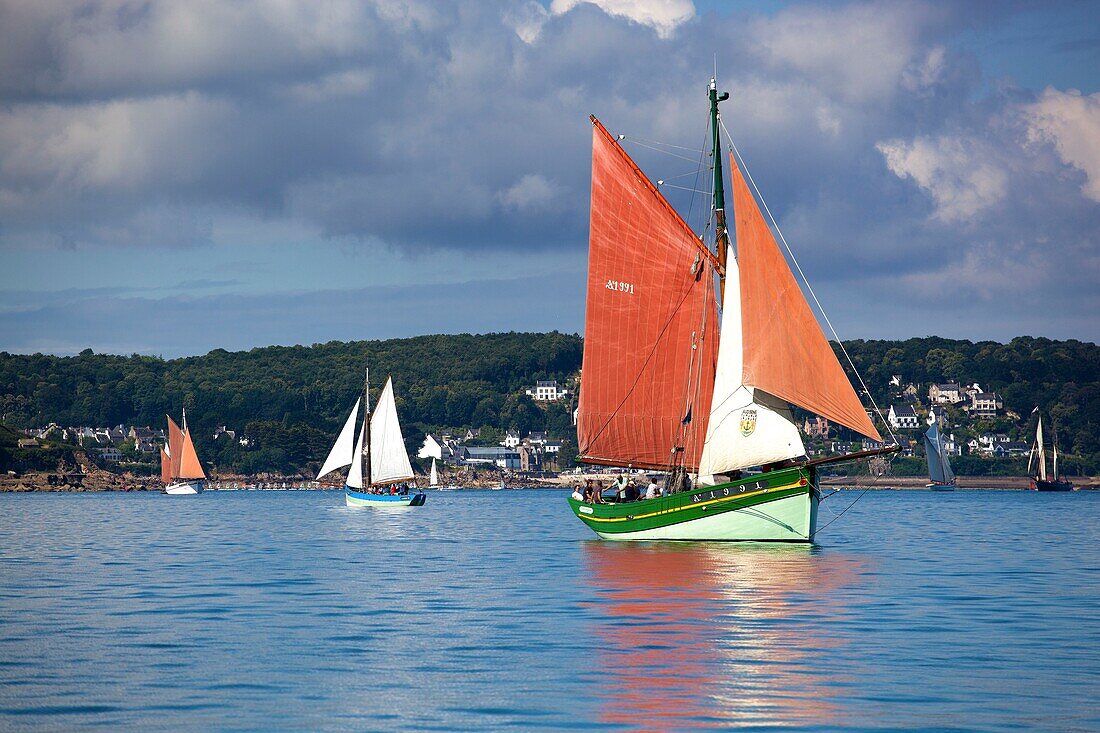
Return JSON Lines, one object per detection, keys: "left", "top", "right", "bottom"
{"left": 0, "top": 0, "right": 1097, "bottom": 357}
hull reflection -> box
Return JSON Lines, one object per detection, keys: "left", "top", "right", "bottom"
{"left": 582, "top": 541, "right": 861, "bottom": 729}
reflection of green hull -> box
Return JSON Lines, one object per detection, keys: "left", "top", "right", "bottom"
{"left": 568, "top": 466, "right": 818, "bottom": 542}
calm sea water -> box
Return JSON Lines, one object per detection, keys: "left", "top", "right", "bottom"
{"left": 0, "top": 489, "right": 1097, "bottom": 732}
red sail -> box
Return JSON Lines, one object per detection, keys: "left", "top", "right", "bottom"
{"left": 160, "top": 448, "right": 171, "bottom": 485}
{"left": 577, "top": 119, "right": 720, "bottom": 470}
{"left": 167, "top": 416, "right": 184, "bottom": 479}
{"left": 730, "top": 153, "right": 881, "bottom": 441}
{"left": 177, "top": 428, "right": 207, "bottom": 480}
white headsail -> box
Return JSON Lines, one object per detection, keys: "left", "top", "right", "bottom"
{"left": 370, "top": 377, "right": 415, "bottom": 485}
{"left": 697, "top": 246, "right": 806, "bottom": 483}
{"left": 346, "top": 410, "right": 367, "bottom": 489}
{"left": 317, "top": 398, "right": 362, "bottom": 480}
{"left": 429, "top": 458, "right": 439, "bottom": 488}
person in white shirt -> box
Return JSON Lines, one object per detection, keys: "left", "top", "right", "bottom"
{"left": 645, "top": 478, "right": 661, "bottom": 499}
{"left": 571, "top": 486, "right": 584, "bottom": 501}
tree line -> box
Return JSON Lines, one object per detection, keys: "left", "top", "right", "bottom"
{"left": 1, "top": 333, "right": 1096, "bottom": 476}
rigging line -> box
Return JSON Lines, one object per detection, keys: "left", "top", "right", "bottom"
{"left": 660, "top": 183, "right": 712, "bottom": 194}
{"left": 720, "top": 117, "right": 896, "bottom": 444}
{"left": 815, "top": 486, "right": 870, "bottom": 534}
{"left": 621, "top": 139, "right": 702, "bottom": 164}
{"left": 622, "top": 135, "right": 706, "bottom": 154}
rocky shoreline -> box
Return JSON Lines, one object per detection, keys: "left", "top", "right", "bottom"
{"left": 3, "top": 470, "right": 1097, "bottom": 492}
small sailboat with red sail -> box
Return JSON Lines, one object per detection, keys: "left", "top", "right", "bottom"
{"left": 161, "top": 408, "right": 206, "bottom": 495}
{"left": 568, "top": 79, "right": 896, "bottom": 541}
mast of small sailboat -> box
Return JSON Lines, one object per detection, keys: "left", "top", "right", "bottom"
{"left": 363, "top": 369, "right": 372, "bottom": 490}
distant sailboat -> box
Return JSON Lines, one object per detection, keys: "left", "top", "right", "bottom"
{"left": 317, "top": 371, "right": 427, "bottom": 507}
{"left": 429, "top": 458, "right": 439, "bottom": 489}
{"left": 567, "top": 80, "right": 896, "bottom": 541}
{"left": 924, "top": 408, "right": 955, "bottom": 491}
{"left": 1029, "top": 411, "right": 1073, "bottom": 491}
{"left": 162, "top": 408, "right": 206, "bottom": 495}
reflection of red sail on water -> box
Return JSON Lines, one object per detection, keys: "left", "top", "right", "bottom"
{"left": 582, "top": 542, "right": 860, "bottom": 729}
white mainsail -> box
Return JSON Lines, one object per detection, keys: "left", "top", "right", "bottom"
{"left": 429, "top": 458, "right": 439, "bottom": 488}
{"left": 346, "top": 411, "right": 367, "bottom": 489}
{"left": 698, "top": 245, "right": 806, "bottom": 483}
{"left": 317, "top": 398, "right": 362, "bottom": 480}
{"left": 370, "top": 377, "right": 415, "bottom": 485}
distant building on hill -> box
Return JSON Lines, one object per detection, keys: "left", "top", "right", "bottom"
{"left": 802, "top": 417, "right": 829, "bottom": 438}
{"left": 525, "top": 380, "right": 568, "bottom": 402}
{"left": 887, "top": 404, "right": 920, "bottom": 429}
{"left": 929, "top": 383, "right": 962, "bottom": 404}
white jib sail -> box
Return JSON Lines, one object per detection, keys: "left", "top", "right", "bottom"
{"left": 1036, "top": 417, "right": 1047, "bottom": 481}
{"left": 430, "top": 458, "right": 439, "bottom": 487}
{"left": 346, "top": 411, "right": 367, "bottom": 489}
{"left": 697, "top": 245, "right": 806, "bottom": 484}
{"left": 317, "top": 398, "right": 362, "bottom": 480}
{"left": 370, "top": 377, "right": 414, "bottom": 485}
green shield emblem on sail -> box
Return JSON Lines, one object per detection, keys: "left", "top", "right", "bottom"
{"left": 739, "top": 409, "right": 758, "bottom": 437}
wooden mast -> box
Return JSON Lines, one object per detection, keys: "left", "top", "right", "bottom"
{"left": 364, "top": 369, "right": 372, "bottom": 490}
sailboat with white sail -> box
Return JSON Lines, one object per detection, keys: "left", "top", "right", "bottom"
{"left": 429, "top": 458, "right": 439, "bottom": 489}
{"left": 317, "top": 372, "right": 427, "bottom": 507}
{"left": 924, "top": 407, "right": 956, "bottom": 490}
{"left": 1029, "top": 410, "right": 1073, "bottom": 491}
{"left": 567, "top": 79, "right": 896, "bottom": 541}
{"left": 162, "top": 408, "right": 206, "bottom": 495}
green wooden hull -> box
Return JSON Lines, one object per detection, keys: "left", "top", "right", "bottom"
{"left": 568, "top": 466, "right": 818, "bottom": 542}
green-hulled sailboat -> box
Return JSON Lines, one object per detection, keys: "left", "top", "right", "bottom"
{"left": 568, "top": 79, "right": 895, "bottom": 542}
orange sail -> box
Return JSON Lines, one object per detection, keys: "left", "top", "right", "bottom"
{"left": 729, "top": 153, "right": 881, "bottom": 441}
{"left": 160, "top": 448, "right": 172, "bottom": 485}
{"left": 167, "top": 416, "right": 184, "bottom": 479}
{"left": 576, "top": 119, "right": 720, "bottom": 470}
{"left": 177, "top": 427, "right": 206, "bottom": 480}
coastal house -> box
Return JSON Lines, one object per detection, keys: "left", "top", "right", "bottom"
{"left": 861, "top": 437, "right": 885, "bottom": 451}
{"left": 458, "top": 446, "right": 520, "bottom": 469}
{"left": 212, "top": 426, "right": 236, "bottom": 442}
{"left": 929, "top": 383, "right": 962, "bottom": 404}
{"left": 967, "top": 391, "right": 1002, "bottom": 418}
{"left": 99, "top": 447, "right": 123, "bottom": 462}
{"left": 524, "top": 380, "right": 568, "bottom": 402}
{"left": 887, "top": 405, "right": 920, "bottom": 429}
{"left": 802, "top": 417, "right": 829, "bottom": 438}
{"left": 543, "top": 440, "right": 562, "bottom": 455}
{"left": 518, "top": 444, "right": 540, "bottom": 471}
{"left": 501, "top": 430, "right": 521, "bottom": 449}
{"left": 134, "top": 436, "right": 160, "bottom": 453}
{"left": 527, "top": 431, "right": 548, "bottom": 447}
{"left": 17, "top": 438, "right": 39, "bottom": 449}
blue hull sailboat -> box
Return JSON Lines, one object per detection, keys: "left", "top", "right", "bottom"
{"left": 317, "top": 371, "right": 426, "bottom": 508}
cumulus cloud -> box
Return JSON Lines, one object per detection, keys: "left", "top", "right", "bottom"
{"left": 876, "top": 135, "right": 1009, "bottom": 222}
{"left": 1024, "top": 87, "right": 1100, "bottom": 202}
{"left": 550, "top": 0, "right": 694, "bottom": 38}
{"left": 497, "top": 173, "right": 562, "bottom": 212}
